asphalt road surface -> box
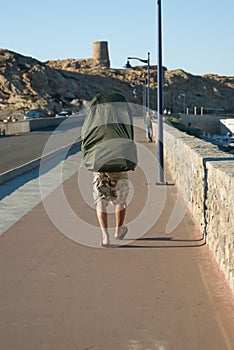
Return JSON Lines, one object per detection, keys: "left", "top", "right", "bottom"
{"left": 0, "top": 118, "right": 84, "bottom": 174}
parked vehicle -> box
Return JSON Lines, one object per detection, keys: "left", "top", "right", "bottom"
{"left": 55, "top": 110, "right": 72, "bottom": 117}
{"left": 24, "top": 111, "right": 40, "bottom": 120}
{"left": 3, "top": 116, "right": 18, "bottom": 123}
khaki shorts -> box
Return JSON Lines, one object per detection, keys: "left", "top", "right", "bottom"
{"left": 93, "top": 172, "right": 129, "bottom": 206}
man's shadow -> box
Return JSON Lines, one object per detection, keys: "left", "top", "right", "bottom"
{"left": 120, "top": 235, "right": 205, "bottom": 249}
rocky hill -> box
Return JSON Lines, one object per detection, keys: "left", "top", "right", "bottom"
{"left": 0, "top": 48, "right": 234, "bottom": 119}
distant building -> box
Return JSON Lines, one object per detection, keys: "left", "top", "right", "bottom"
{"left": 92, "top": 41, "right": 110, "bottom": 68}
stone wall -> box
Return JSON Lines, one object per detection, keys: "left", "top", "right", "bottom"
{"left": 0, "top": 116, "right": 81, "bottom": 135}
{"left": 180, "top": 114, "right": 224, "bottom": 134}
{"left": 0, "top": 121, "right": 30, "bottom": 135}
{"left": 153, "top": 120, "right": 234, "bottom": 292}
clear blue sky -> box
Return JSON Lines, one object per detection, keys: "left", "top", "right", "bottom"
{"left": 1, "top": 0, "right": 233, "bottom": 76}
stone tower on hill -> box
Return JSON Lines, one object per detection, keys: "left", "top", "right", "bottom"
{"left": 92, "top": 41, "right": 110, "bottom": 68}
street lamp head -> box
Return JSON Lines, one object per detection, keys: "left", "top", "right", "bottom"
{"left": 128, "top": 56, "right": 148, "bottom": 64}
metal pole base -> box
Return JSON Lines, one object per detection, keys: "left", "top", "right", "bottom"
{"left": 156, "top": 180, "right": 174, "bottom": 186}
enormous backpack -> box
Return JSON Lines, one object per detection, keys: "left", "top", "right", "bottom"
{"left": 82, "top": 93, "right": 137, "bottom": 172}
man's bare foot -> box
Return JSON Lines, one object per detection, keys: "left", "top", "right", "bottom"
{"left": 100, "top": 242, "right": 111, "bottom": 248}
{"left": 114, "top": 226, "right": 128, "bottom": 240}
{"left": 101, "top": 232, "right": 110, "bottom": 246}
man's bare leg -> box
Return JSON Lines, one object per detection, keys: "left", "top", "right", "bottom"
{"left": 114, "top": 203, "right": 127, "bottom": 238}
{"left": 96, "top": 201, "right": 110, "bottom": 245}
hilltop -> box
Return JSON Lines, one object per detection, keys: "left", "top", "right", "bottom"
{"left": 0, "top": 48, "right": 234, "bottom": 118}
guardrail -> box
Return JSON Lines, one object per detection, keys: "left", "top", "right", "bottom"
{"left": 0, "top": 138, "right": 81, "bottom": 185}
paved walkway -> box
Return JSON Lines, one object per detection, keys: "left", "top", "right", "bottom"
{"left": 0, "top": 122, "right": 234, "bottom": 350}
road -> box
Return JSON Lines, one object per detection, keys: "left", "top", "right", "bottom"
{"left": 0, "top": 117, "right": 84, "bottom": 174}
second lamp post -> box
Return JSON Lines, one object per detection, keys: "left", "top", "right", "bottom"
{"left": 125, "top": 52, "right": 151, "bottom": 112}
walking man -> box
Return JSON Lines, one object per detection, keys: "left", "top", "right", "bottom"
{"left": 82, "top": 93, "right": 137, "bottom": 247}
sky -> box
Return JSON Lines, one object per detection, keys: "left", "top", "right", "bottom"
{"left": 1, "top": 0, "right": 234, "bottom": 76}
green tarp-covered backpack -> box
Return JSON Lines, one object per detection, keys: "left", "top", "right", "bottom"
{"left": 81, "top": 93, "right": 137, "bottom": 172}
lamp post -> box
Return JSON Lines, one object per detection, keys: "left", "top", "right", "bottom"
{"left": 141, "top": 79, "right": 147, "bottom": 121}
{"left": 179, "top": 93, "right": 186, "bottom": 114}
{"left": 125, "top": 52, "right": 151, "bottom": 112}
{"left": 157, "top": 0, "right": 164, "bottom": 184}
